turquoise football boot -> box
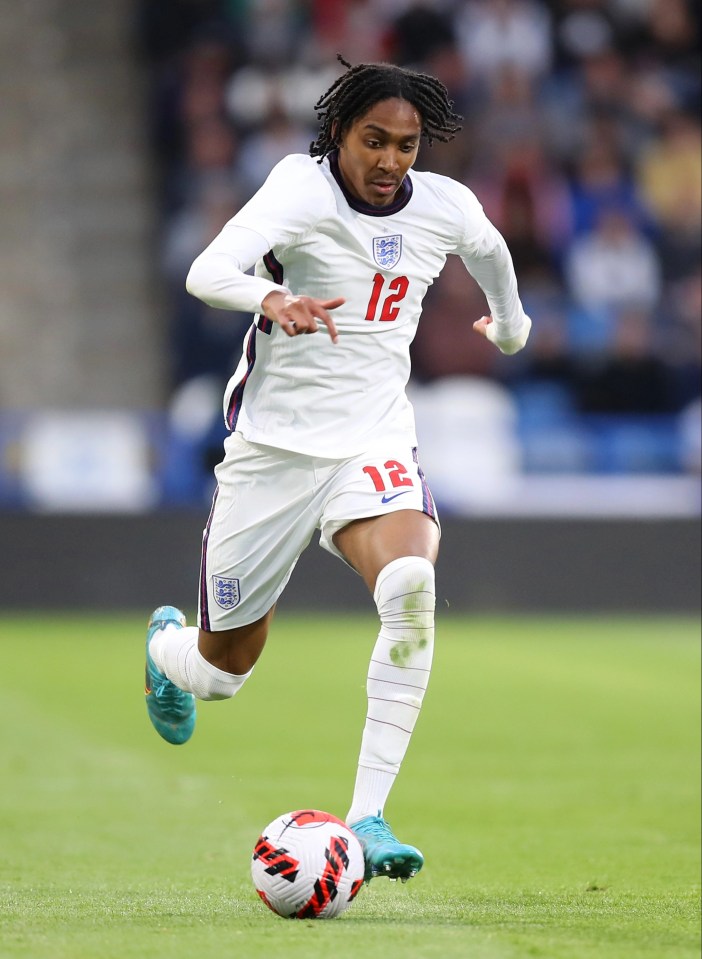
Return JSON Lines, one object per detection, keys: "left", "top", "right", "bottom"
{"left": 144, "top": 605, "right": 195, "bottom": 745}
{"left": 350, "top": 814, "right": 424, "bottom": 882}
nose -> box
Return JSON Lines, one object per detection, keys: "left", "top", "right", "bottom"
{"left": 377, "top": 148, "right": 400, "bottom": 173}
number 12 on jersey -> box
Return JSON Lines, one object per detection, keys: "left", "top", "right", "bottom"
{"left": 364, "top": 273, "right": 409, "bottom": 322}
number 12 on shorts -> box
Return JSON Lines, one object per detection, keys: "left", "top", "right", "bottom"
{"left": 362, "top": 460, "right": 413, "bottom": 492}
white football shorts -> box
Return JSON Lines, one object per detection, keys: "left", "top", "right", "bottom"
{"left": 198, "top": 432, "right": 440, "bottom": 630}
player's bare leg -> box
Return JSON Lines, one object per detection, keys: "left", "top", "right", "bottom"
{"left": 198, "top": 609, "right": 275, "bottom": 675}
{"left": 334, "top": 510, "right": 438, "bottom": 881}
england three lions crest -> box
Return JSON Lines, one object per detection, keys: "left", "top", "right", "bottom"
{"left": 373, "top": 235, "right": 402, "bottom": 269}
{"left": 212, "top": 575, "right": 241, "bottom": 609}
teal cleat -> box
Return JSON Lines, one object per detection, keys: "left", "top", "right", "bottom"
{"left": 144, "top": 605, "right": 195, "bottom": 745}
{"left": 350, "top": 815, "right": 424, "bottom": 882}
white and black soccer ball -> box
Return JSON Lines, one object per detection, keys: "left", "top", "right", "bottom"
{"left": 251, "top": 809, "right": 365, "bottom": 919}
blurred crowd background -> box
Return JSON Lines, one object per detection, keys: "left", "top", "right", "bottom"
{"left": 138, "top": 0, "right": 701, "bottom": 494}
{"left": 0, "top": 0, "right": 700, "bottom": 513}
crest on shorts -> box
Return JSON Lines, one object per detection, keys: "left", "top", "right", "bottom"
{"left": 372, "top": 234, "right": 402, "bottom": 269}
{"left": 212, "top": 575, "right": 241, "bottom": 609}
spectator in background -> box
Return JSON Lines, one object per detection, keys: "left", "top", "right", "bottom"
{"left": 576, "top": 49, "right": 643, "bottom": 158}
{"left": 137, "top": 0, "right": 232, "bottom": 65}
{"left": 410, "top": 257, "right": 505, "bottom": 382}
{"left": 386, "top": 2, "right": 457, "bottom": 67}
{"left": 159, "top": 108, "right": 247, "bottom": 386}
{"left": 565, "top": 206, "right": 662, "bottom": 316}
{"left": 575, "top": 307, "right": 675, "bottom": 414}
{"left": 455, "top": 0, "right": 553, "bottom": 84}
{"left": 549, "top": 0, "right": 618, "bottom": 71}
{"left": 167, "top": 113, "right": 240, "bottom": 214}
{"left": 515, "top": 306, "right": 575, "bottom": 395}
{"left": 637, "top": 107, "right": 702, "bottom": 281}
{"left": 471, "top": 136, "right": 572, "bottom": 273}
{"left": 641, "top": 0, "right": 701, "bottom": 87}
{"left": 471, "top": 65, "right": 545, "bottom": 167}
{"left": 162, "top": 178, "right": 250, "bottom": 386}
{"left": 307, "top": 0, "right": 391, "bottom": 64}
{"left": 235, "top": 101, "right": 314, "bottom": 195}
{"left": 638, "top": 108, "right": 701, "bottom": 231}
{"left": 567, "top": 137, "right": 653, "bottom": 237}
{"left": 145, "top": 32, "right": 236, "bottom": 213}
{"left": 239, "top": 0, "right": 308, "bottom": 64}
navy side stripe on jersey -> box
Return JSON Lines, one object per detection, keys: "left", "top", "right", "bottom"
{"left": 225, "top": 325, "right": 257, "bottom": 430}
{"left": 257, "top": 250, "right": 285, "bottom": 334}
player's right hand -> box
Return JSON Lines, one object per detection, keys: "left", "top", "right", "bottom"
{"left": 262, "top": 291, "right": 345, "bottom": 344}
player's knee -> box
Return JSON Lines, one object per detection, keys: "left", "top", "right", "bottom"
{"left": 188, "top": 647, "right": 253, "bottom": 702}
{"left": 373, "top": 556, "right": 436, "bottom": 634}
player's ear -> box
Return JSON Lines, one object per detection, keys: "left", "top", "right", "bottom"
{"left": 331, "top": 119, "right": 342, "bottom": 145}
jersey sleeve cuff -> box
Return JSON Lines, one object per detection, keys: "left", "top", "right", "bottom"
{"left": 486, "top": 315, "right": 532, "bottom": 355}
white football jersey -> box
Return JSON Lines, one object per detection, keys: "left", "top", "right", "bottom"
{"left": 187, "top": 152, "right": 530, "bottom": 458}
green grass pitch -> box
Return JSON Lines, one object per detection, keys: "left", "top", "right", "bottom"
{"left": 0, "top": 612, "right": 699, "bottom": 958}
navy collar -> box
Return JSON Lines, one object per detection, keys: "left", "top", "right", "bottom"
{"left": 328, "top": 150, "right": 413, "bottom": 216}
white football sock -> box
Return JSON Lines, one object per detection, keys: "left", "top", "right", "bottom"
{"left": 346, "top": 556, "right": 435, "bottom": 825}
{"left": 149, "top": 624, "right": 253, "bottom": 701}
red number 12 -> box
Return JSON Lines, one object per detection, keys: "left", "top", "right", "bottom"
{"left": 364, "top": 273, "right": 409, "bottom": 322}
{"left": 362, "top": 460, "right": 413, "bottom": 491}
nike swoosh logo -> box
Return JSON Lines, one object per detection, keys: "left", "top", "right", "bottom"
{"left": 381, "top": 490, "right": 411, "bottom": 504}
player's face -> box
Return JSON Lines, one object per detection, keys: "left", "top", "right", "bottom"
{"left": 337, "top": 98, "right": 421, "bottom": 207}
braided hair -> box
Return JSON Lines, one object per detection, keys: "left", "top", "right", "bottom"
{"left": 310, "top": 55, "right": 462, "bottom": 160}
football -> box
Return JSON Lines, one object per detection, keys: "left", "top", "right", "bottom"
{"left": 251, "top": 809, "right": 365, "bottom": 919}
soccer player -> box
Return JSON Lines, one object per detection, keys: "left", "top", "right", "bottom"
{"left": 144, "top": 57, "right": 531, "bottom": 883}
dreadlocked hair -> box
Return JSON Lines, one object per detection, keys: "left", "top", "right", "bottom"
{"left": 310, "top": 55, "right": 462, "bottom": 160}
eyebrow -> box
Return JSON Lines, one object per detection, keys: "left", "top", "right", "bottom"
{"left": 362, "top": 123, "right": 420, "bottom": 141}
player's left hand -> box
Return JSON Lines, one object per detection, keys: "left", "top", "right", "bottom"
{"left": 472, "top": 315, "right": 493, "bottom": 340}
{"left": 473, "top": 314, "right": 531, "bottom": 355}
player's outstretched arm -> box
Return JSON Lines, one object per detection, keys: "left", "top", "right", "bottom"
{"left": 261, "top": 291, "right": 345, "bottom": 344}
{"left": 473, "top": 313, "right": 531, "bottom": 355}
